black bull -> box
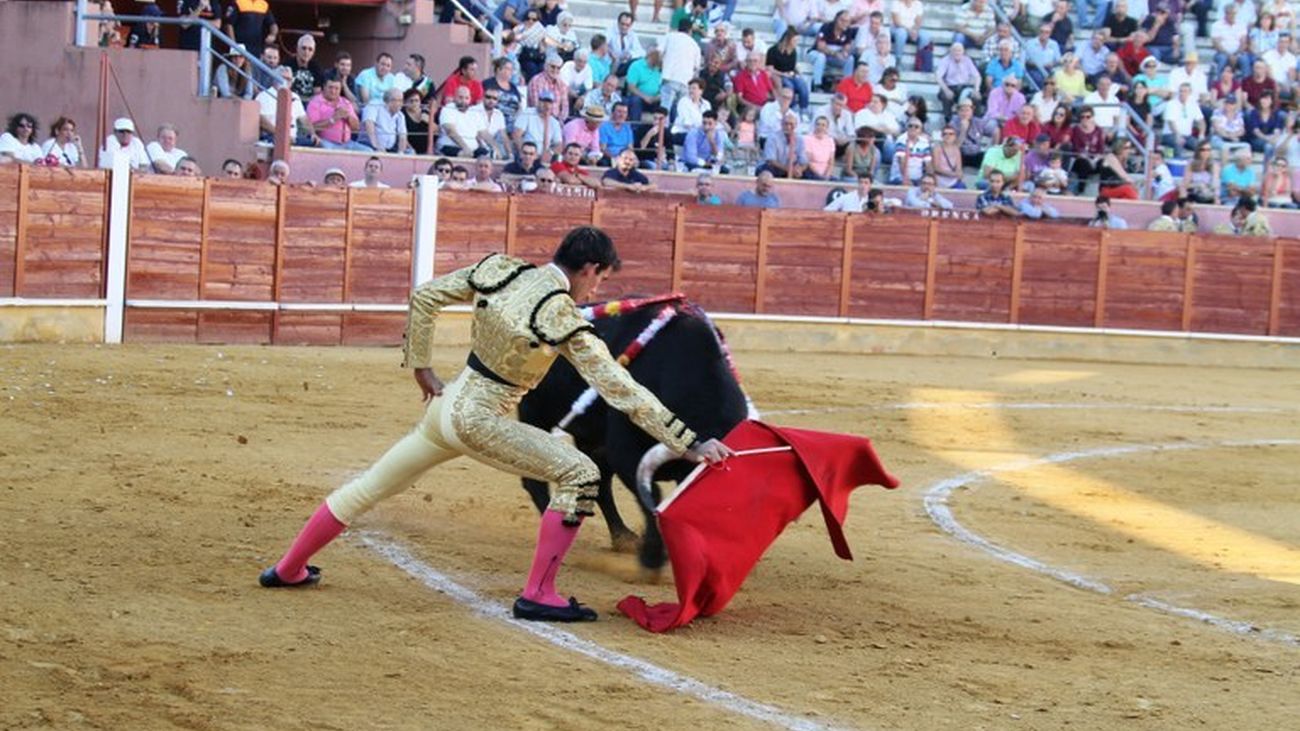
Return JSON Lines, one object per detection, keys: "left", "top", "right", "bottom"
{"left": 518, "top": 301, "right": 750, "bottom": 570}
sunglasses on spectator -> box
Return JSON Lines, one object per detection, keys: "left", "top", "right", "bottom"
{"left": 17, "top": 121, "right": 33, "bottom": 128}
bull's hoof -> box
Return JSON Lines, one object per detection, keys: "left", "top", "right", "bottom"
{"left": 610, "top": 530, "right": 641, "bottom": 554}
{"left": 636, "top": 566, "right": 665, "bottom": 585}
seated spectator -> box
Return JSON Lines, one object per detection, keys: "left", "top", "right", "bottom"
{"left": 891, "top": 0, "right": 933, "bottom": 71}
{"left": 1162, "top": 83, "right": 1207, "bottom": 157}
{"left": 936, "top": 44, "right": 984, "bottom": 121}
{"left": 766, "top": 30, "right": 808, "bottom": 113}
{"left": 635, "top": 107, "right": 672, "bottom": 170}
{"left": 309, "top": 78, "right": 364, "bottom": 151}
{"left": 982, "top": 23, "right": 1023, "bottom": 65}
{"left": 252, "top": 46, "right": 282, "bottom": 92}
{"left": 471, "top": 90, "right": 509, "bottom": 159}
{"left": 1211, "top": 4, "right": 1250, "bottom": 76}
{"left": 41, "top": 117, "right": 86, "bottom": 168}
{"left": 904, "top": 174, "right": 956, "bottom": 210}
{"left": 514, "top": 93, "right": 565, "bottom": 163}
{"left": 758, "top": 87, "right": 799, "bottom": 144}
{"left": 671, "top": 79, "right": 713, "bottom": 141}
{"left": 598, "top": 102, "right": 635, "bottom": 163}
{"left": 842, "top": 127, "right": 881, "bottom": 183}
{"left": 1148, "top": 147, "right": 1179, "bottom": 201}
{"left": 402, "top": 89, "right": 433, "bottom": 155}
{"left": 256, "top": 67, "right": 314, "bottom": 145}
{"left": 1241, "top": 60, "right": 1278, "bottom": 109}
{"left": 601, "top": 148, "right": 654, "bottom": 191}
{"left": 361, "top": 89, "right": 409, "bottom": 153}
{"left": 1127, "top": 79, "right": 1157, "bottom": 141}
{"left": 1261, "top": 158, "right": 1296, "bottom": 207}
{"left": 1088, "top": 194, "right": 1129, "bottom": 228}
{"left": 1077, "top": 31, "right": 1111, "bottom": 82}
{"left": 514, "top": 11, "right": 550, "bottom": 80}
{"left": 145, "top": 124, "right": 187, "bottom": 174}
{"left": 874, "top": 68, "right": 908, "bottom": 122}
{"left": 863, "top": 34, "right": 899, "bottom": 86}
{"left": 285, "top": 35, "right": 325, "bottom": 100}
{"left": 953, "top": 97, "right": 996, "bottom": 168}
{"left": 494, "top": 0, "right": 530, "bottom": 30}
{"left": 0, "top": 113, "right": 42, "bottom": 163}
{"left": 444, "top": 165, "right": 471, "bottom": 189}
{"left": 954, "top": 0, "right": 996, "bottom": 55}
{"left": 1103, "top": 1, "right": 1140, "bottom": 46}
{"left": 932, "top": 125, "right": 965, "bottom": 188}
{"left": 440, "top": 56, "right": 484, "bottom": 107}
{"left": 810, "top": 10, "right": 859, "bottom": 91}
{"left": 1098, "top": 139, "right": 1140, "bottom": 199}
{"left": 758, "top": 114, "right": 811, "bottom": 179}
{"left": 888, "top": 116, "right": 932, "bottom": 186}
{"left": 1246, "top": 91, "right": 1286, "bottom": 154}
{"left": 1069, "top": 106, "right": 1109, "bottom": 193}
{"left": 215, "top": 48, "right": 256, "bottom": 101}
{"left": 484, "top": 59, "right": 525, "bottom": 132}
{"left": 736, "top": 27, "right": 770, "bottom": 68}
{"left": 1261, "top": 34, "right": 1297, "bottom": 100}
{"left": 1052, "top": 53, "right": 1089, "bottom": 106}
{"left": 804, "top": 116, "right": 838, "bottom": 179}
{"left": 978, "top": 136, "right": 1026, "bottom": 190}
{"left": 824, "top": 173, "right": 873, "bottom": 211}
{"left": 266, "top": 159, "right": 290, "bottom": 186}
{"left": 1095, "top": 52, "right": 1134, "bottom": 95}
{"left": 1220, "top": 147, "right": 1260, "bottom": 205}
{"left": 985, "top": 76, "right": 1027, "bottom": 126}
{"left": 1180, "top": 141, "right": 1221, "bottom": 203}
{"left": 624, "top": 48, "right": 663, "bottom": 121}
{"left": 1210, "top": 94, "right": 1248, "bottom": 149}
{"left": 737, "top": 170, "right": 782, "bottom": 208}
{"left": 551, "top": 142, "right": 602, "bottom": 189}
{"left": 127, "top": 0, "right": 162, "bottom": 48}
{"left": 1024, "top": 24, "right": 1063, "bottom": 90}
{"left": 350, "top": 156, "right": 390, "bottom": 188}
{"left": 438, "top": 86, "right": 489, "bottom": 158}
{"left": 322, "top": 52, "right": 359, "bottom": 107}
{"left": 1147, "top": 198, "right": 1183, "bottom": 230}
{"left": 1141, "top": 7, "right": 1181, "bottom": 64}
{"left": 1209, "top": 65, "right": 1243, "bottom": 111}
{"left": 543, "top": 13, "right": 580, "bottom": 63}
{"left": 322, "top": 167, "right": 348, "bottom": 188}
{"left": 1002, "top": 105, "right": 1042, "bottom": 149}
{"left": 172, "top": 157, "right": 198, "bottom": 178}
{"left": 835, "top": 63, "right": 876, "bottom": 114}
{"left": 974, "top": 170, "right": 1020, "bottom": 216}
{"left": 538, "top": 0, "right": 564, "bottom": 27}
{"left": 1083, "top": 75, "right": 1127, "bottom": 141}
{"left": 704, "top": 22, "right": 739, "bottom": 75}
{"left": 1018, "top": 187, "right": 1062, "bottom": 218}
{"left": 817, "top": 92, "right": 857, "bottom": 152}
{"left": 1218, "top": 196, "right": 1272, "bottom": 236}
{"left": 529, "top": 55, "right": 572, "bottom": 121}
{"left": 773, "top": 0, "right": 821, "bottom": 39}
{"left": 1038, "top": 152, "right": 1070, "bottom": 194}
{"left": 733, "top": 52, "right": 775, "bottom": 117}
{"left": 583, "top": 74, "right": 624, "bottom": 118}
{"left": 1023, "top": 132, "right": 1054, "bottom": 179}
{"left": 469, "top": 155, "right": 504, "bottom": 192}
{"left": 98, "top": 117, "right": 150, "bottom": 171}
{"left": 356, "top": 53, "right": 402, "bottom": 112}
{"left": 694, "top": 172, "right": 722, "bottom": 205}
{"left": 682, "top": 111, "right": 730, "bottom": 172}
{"left": 221, "top": 159, "right": 245, "bottom": 179}
{"left": 563, "top": 106, "right": 605, "bottom": 165}
{"left": 560, "top": 49, "right": 594, "bottom": 107}
{"left": 850, "top": 9, "right": 888, "bottom": 57}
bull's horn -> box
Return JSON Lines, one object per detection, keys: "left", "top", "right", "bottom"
{"left": 635, "top": 443, "right": 677, "bottom": 512}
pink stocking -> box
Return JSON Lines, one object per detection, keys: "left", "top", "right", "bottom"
{"left": 273, "top": 502, "right": 346, "bottom": 583}
{"left": 521, "top": 510, "right": 581, "bottom": 607}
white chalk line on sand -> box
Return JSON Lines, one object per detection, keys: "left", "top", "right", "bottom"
{"left": 357, "top": 532, "right": 854, "bottom": 731}
{"left": 765, "top": 402, "right": 1293, "bottom": 417}
{"left": 923, "top": 439, "right": 1300, "bottom": 649}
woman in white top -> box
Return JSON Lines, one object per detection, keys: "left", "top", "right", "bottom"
{"left": 40, "top": 116, "right": 86, "bottom": 167}
{"left": 145, "top": 124, "right": 188, "bottom": 174}
{"left": 543, "top": 12, "right": 580, "bottom": 63}
{"left": 1029, "top": 77, "right": 1062, "bottom": 124}
{"left": 671, "top": 78, "right": 711, "bottom": 138}
{"left": 0, "top": 113, "right": 43, "bottom": 163}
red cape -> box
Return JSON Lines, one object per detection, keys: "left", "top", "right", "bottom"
{"left": 617, "top": 420, "right": 900, "bottom": 632}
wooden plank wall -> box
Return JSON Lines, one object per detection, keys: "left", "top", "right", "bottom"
{"left": 10, "top": 179, "right": 1300, "bottom": 341}
{"left": 0, "top": 166, "right": 19, "bottom": 297}
{"left": 19, "top": 167, "right": 107, "bottom": 298}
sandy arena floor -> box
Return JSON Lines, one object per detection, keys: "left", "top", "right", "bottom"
{"left": 1, "top": 342, "right": 1297, "bottom": 730}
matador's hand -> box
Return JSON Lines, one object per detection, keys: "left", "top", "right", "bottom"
{"left": 414, "top": 368, "right": 444, "bottom": 403}
{"left": 685, "top": 438, "right": 735, "bottom": 466}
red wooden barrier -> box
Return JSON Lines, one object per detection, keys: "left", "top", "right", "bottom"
{"left": 18, "top": 167, "right": 107, "bottom": 298}
{"left": 0, "top": 166, "right": 19, "bottom": 297}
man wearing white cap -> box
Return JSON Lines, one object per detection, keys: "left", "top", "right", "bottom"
{"left": 98, "top": 118, "right": 150, "bottom": 171}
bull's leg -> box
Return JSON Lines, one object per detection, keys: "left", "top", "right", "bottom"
{"left": 521, "top": 477, "right": 550, "bottom": 514}
{"left": 615, "top": 464, "right": 668, "bottom": 575}
{"left": 594, "top": 465, "right": 640, "bottom": 554}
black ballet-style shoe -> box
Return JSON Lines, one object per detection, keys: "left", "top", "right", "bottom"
{"left": 512, "top": 596, "right": 598, "bottom": 622}
{"left": 258, "top": 565, "right": 322, "bottom": 588}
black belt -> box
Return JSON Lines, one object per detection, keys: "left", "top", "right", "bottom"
{"left": 467, "top": 352, "right": 520, "bottom": 388}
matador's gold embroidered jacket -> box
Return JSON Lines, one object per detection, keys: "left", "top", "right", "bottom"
{"left": 401, "top": 253, "right": 697, "bottom": 455}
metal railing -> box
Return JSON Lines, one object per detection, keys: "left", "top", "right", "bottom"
{"left": 74, "top": 0, "right": 281, "bottom": 99}
{"left": 444, "top": 0, "right": 502, "bottom": 53}
{"left": 987, "top": 2, "right": 1157, "bottom": 198}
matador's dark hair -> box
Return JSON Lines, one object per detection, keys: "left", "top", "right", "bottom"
{"left": 553, "top": 226, "right": 622, "bottom": 273}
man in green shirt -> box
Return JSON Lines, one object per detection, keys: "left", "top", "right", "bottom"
{"left": 670, "top": 0, "right": 711, "bottom": 41}
{"left": 977, "top": 136, "right": 1025, "bottom": 191}
{"left": 625, "top": 48, "right": 663, "bottom": 120}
